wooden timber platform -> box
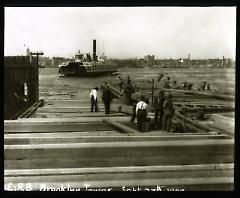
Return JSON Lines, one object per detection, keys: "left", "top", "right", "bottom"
{"left": 4, "top": 98, "right": 234, "bottom": 191}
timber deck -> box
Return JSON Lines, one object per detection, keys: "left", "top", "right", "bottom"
{"left": 4, "top": 91, "right": 234, "bottom": 191}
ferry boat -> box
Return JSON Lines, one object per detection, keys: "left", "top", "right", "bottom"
{"left": 59, "top": 40, "right": 118, "bottom": 77}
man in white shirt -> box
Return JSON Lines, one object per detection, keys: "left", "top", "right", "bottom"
{"left": 136, "top": 95, "right": 148, "bottom": 133}
{"left": 90, "top": 87, "right": 99, "bottom": 112}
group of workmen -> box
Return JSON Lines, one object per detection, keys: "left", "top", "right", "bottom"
{"left": 122, "top": 76, "right": 175, "bottom": 133}
{"left": 160, "top": 74, "right": 211, "bottom": 91}
{"left": 131, "top": 90, "right": 175, "bottom": 133}
{"left": 89, "top": 76, "right": 175, "bottom": 133}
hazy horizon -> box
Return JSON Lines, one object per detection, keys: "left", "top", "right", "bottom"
{"left": 4, "top": 7, "right": 236, "bottom": 59}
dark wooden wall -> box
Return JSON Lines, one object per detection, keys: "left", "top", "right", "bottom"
{"left": 4, "top": 56, "right": 39, "bottom": 119}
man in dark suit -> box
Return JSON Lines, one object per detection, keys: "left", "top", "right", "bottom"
{"left": 162, "top": 92, "right": 175, "bottom": 132}
{"left": 102, "top": 84, "right": 113, "bottom": 115}
{"left": 154, "top": 90, "right": 165, "bottom": 129}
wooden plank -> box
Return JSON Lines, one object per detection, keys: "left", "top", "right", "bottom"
{"left": 33, "top": 112, "right": 126, "bottom": 118}
{"left": 202, "top": 114, "right": 235, "bottom": 138}
{"left": 103, "top": 118, "right": 138, "bottom": 134}
{"left": 5, "top": 170, "right": 233, "bottom": 186}
{"left": 43, "top": 100, "right": 104, "bottom": 107}
{"left": 4, "top": 140, "right": 234, "bottom": 167}
{"left": 5, "top": 116, "right": 132, "bottom": 123}
{"left": 4, "top": 131, "right": 120, "bottom": 137}
{"left": 5, "top": 163, "right": 233, "bottom": 176}
{"left": 4, "top": 122, "right": 115, "bottom": 133}
{"left": 4, "top": 134, "right": 229, "bottom": 145}
{"left": 174, "top": 112, "right": 218, "bottom": 133}
{"left": 210, "top": 114, "right": 234, "bottom": 128}
{"left": 4, "top": 131, "right": 224, "bottom": 138}
{"left": 5, "top": 139, "right": 233, "bottom": 150}
{"left": 19, "top": 100, "right": 44, "bottom": 118}
{"left": 37, "top": 107, "right": 105, "bottom": 113}
{"left": 4, "top": 133, "right": 229, "bottom": 139}
{"left": 5, "top": 155, "right": 234, "bottom": 169}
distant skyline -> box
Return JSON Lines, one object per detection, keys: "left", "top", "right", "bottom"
{"left": 4, "top": 7, "right": 236, "bottom": 59}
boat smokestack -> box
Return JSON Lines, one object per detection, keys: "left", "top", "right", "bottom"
{"left": 93, "top": 39, "right": 96, "bottom": 61}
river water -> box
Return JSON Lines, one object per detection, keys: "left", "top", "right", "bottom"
{"left": 39, "top": 67, "right": 235, "bottom": 101}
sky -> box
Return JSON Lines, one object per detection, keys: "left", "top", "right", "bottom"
{"left": 4, "top": 7, "right": 236, "bottom": 59}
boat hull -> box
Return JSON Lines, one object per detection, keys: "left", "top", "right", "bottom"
{"left": 59, "top": 62, "right": 118, "bottom": 77}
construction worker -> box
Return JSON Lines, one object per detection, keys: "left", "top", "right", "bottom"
{"left": 90, "top": 86, "right": 99, "bottom": 112}
{"left": 164, "top": 77, "right": 171, "bottom": 89}
{"left": 130, "top": 91, "right": 141, "bottom": 122}
{"left": 207, "top": 83, "right": 211, "bottom": 90}
{"left": 162, "top": 92, "right": 175, "bottom": 132}
{"left": 119, "top": 76, "right": 123, "bottom": 91}
{"left": 127, "top": 76, "right": 131, "bottom": 82}
{"left": 124, "top": 77, "right": 135, "bottom": 105}
{"left": 199, "top": 81, "right": 207, "bottom": 90}
{"left": 172, "top": 80, "right": 177, "bottom": 89}
{"left": 136, "top": 95, "right": 148, "bottom": 133}
{"left": 182, "top": 81, "right": 188, "bottom": 88}
{"left": 102, "top": 84, "right": 113, "bottom": 115}
{"left": 154, "top": 90, "right": 165, "bottom": 129}
{"left": 187, "top": 83, "right": 193, "bottom": 90}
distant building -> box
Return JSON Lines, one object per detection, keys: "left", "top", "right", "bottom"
{"left": 144, "top": 55, "right": 155, "bottom": 66}
{"left": 138, "top": 59, "right": 145, "bottom": 66}
{"left": 143, "top": 56, "right": 234, "bottom": 68}
{"left": 26, "top": 48, "right": 31, "bottom": 56}
{"left": 51, "top": 57, "right": 66, "bottom": 66}
{"left": 26, "top": 48, "right": 32, "bottom": 63}
{"left": 39, "top": 56, "right": 52, "bottom": 67}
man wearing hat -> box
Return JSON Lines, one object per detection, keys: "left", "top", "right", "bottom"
{"left": 136, "top": 95, "right": 148, "bottom": 133}
{"left": 154, "top": 90, "right": 165, "bottom": 129}
{"left": 162, "top": 92, "right": 175, "bottom": 132}
{"left": 124, "top": 77, "right": 135, "bottom": 105}
{"left": 102, "top": 83, "right": 113, "bottom": 115}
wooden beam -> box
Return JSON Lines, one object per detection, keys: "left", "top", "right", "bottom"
{"left": 4, "top": 134, "right": 229, "bottom": 145}
{"left": 4, "top": 139, "right": 234, "bottom": 168}
{"left": 103, "top": 118, "right": 138, "bottom": 134}
{"left": 5, "top": 163, "right": 233, "bottom": 176}
{"left": 4, "top": 122, "right": 115, "bottom": 133}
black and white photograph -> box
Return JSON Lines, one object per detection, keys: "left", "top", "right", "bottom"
{"left": 4, "top": 6, "right": 236, "bottom": 191}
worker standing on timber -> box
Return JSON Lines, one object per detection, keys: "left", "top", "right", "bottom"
{"left": 119, "top": 76, "right": 123, "bottom": 91}
{"left": 172, "top": 80, "right": 177, "bottom": 89}
{"left": 102, "top": 84, "right": 113, "bottom": 115}
{"left": 136, "top": 95, "right": 148, "bottom": 133}
{"left": 207, "top": 83, "right": 211, "bottom": 90}
{"left": 199, "top": 81, "right": 207, "bottom": 90}
{"left": 90, "top": 87, "right": 99, "bottom": 112}
{"left": 124, "top": 77, "right": 135, "bottom": 105}
{"left": 162, "top": 92, "right": 175, "bottom": 132}
{"left": 182, "top": 81, "right": 188, "bottom": 88}
{"left": 164, "top": 77, "right": 171, "bottom": 89}
{"left": 187, "top": 83, "right": 193, "bottom": 90}
{"left": 154, "top": 90, "right": 165, "bottom": 129}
